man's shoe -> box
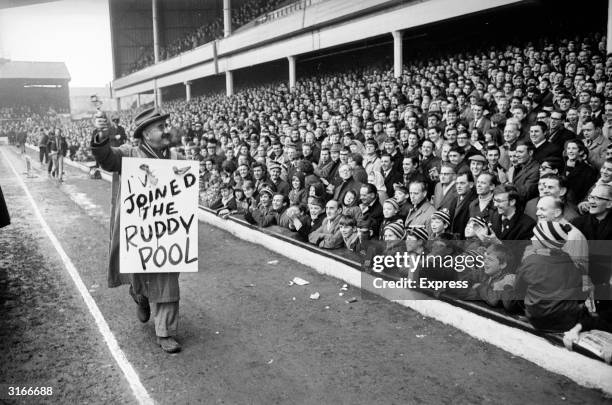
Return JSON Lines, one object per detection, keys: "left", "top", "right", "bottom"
{"left": 157, "top": 337, "right": 181, "bottom": 353}
{"left": 129, "top": 286, "right": 150, "bottom": 323}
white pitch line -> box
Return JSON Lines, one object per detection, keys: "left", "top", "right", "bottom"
{"left": 1, "top": 148, "right": 155, "bottom": 405}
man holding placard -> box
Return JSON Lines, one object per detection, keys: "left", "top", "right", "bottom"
{"left": 91, "top": 108, "right": 199, "bottom": 353}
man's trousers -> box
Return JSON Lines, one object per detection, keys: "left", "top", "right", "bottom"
{"left": 151, "top": 301, "right": 179, "bottom": 338}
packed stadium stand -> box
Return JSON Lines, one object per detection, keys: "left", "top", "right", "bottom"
{"left": 5, "top": 0, "right": 612, "bottom": 363}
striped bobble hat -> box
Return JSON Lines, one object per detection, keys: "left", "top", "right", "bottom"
{"left": 469, "top": 216, "right": 488, "bottom": 229}
{"left": 406, "top": 225, "right": 429, "bottom": 241}
{"left": 384, "top": 198, "right": 400, "bottom": 211}
{"left": 431, "top": 208, "right": 451, "bottom": 226}
{"left": 532, "top": 221, "right": 571, "bottom": 250}
{"left": 384, "top": 221, "right": 406, "bottom": 240}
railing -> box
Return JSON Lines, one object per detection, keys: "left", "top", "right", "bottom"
{"left": 253, "top": 0, "right": 329, "bottom": 26}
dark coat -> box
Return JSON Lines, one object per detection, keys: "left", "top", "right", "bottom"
{"left": 489, "top": 211, "right": 535, "bottom": 240}
{"left": 511, "top": 159, "right": 540, "bottom": 202}
{"left": 547, "top": 127, "right": 576, "bottom": 149}
{"left": 352, "top": 166, "right": 368, "bottom": 184}
{"left": 572, "top": 212, "right": 612, "bottom": 298}
{"left": 533, "top": 141, "right": 562, "bottom": 163}
{"left": 360, "top": 199, "right": 384, "bottom": 239}
{"left": 297, "top": 213, "right": 326, "bottom": 239}
{"left": 270, "top": 178, "right": 290, "bottom": 197}
{"left": 332, "top": 178, "right": 362, "bottom": 204}
{"left": 0, "top": 185, "right": 10, "bottom": 228}
{"left": 382, "top": 167, "right": 403, "bottom": 198}
{"left": 468, "top": 196, "right": 496, "bottom": 223}
{"left": 90, "top": 130, "right": 180, "bottom": 303}
{"left": 432, "top": 182, "right": 458, "bottom": 210}
{"left": 450, "top": 189, "right": 477, "bottom": 235}
{"left": 563, "top": 160, "right": 598, "bottom": 204}
{"left": 514, "top": 250, "right": 583, "bottom": 332}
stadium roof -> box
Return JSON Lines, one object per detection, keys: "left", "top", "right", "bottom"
{"left": 0, "top": 60, "right": 70, "bottom": 80}
{"left": 0, "top": 0, "right": 59, "bottom": 9}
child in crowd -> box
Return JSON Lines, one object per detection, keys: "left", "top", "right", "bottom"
{"left": 430, "top": 208, "right": 451, "bottom": 239}
{"left": 340, "top": 189, "right": 361, "bottom": 219}
{"left": 339, "top": 214, "right": 361, "bottom": 252}
{"left": 403, "top": 225, "right": 429, "bottom": 280}
{"left": 378, "top": 198, "right": 404, "bottom": 240}
{"left": 393, "top": 183, "right": 412, "bottom": 218}
{"left": 289, "top": 172, "right": 307, "bottom": 206}
{"left": 235, "top": 180, "right": 257, "bottom": 215}
{"left": 466, "top": 244, "right": 517, "bottom": 311}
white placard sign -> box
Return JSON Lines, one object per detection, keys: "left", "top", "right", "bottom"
{"left": 119, "top": 157, "right": 199, "bottom": 273}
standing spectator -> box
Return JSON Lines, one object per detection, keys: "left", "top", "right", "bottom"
{"left": 509, "top": 140, "right": 540, "bottom": 202}
{"left": 489, "top": 184, "right": 535, "bottom": 241}
{"left": 469, "top": 172, "right": 497, "bottom": 222}
{"left": 358, "top": 184, "right": 383, "bottom": 239}
{"left": 582, "top": 118, "right": 609, "bottom": 170}
{"left": 451, "top": 171, "right": 477, "bottom": 235}
{"left": 405, "top": 180, "right": 435, "bottom": 229}
{"left": 38, "top": 128, "right": 49, "bottom": 165}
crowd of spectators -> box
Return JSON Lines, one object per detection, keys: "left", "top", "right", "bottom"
{"left": 154, "top": 31, "right": 612, "bottom": 350}
{"left": 3, "top": 29, "right": 612, "bottom": 357}
{"left": 127, "top": 0, "right": 290, "bottom": 74}
{"left": 2, "top": 105, "right": 136, "bottom": 163}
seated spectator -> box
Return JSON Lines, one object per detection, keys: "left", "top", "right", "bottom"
{"left": 378, "top": 198, "right": 404, "bottom": 240}
{"left": 514, "top": 221, "right": 585, "bottom": 332}
{"left": 358, "top": 183, "right": 384, "bottom": 239}
{"left": 582, "top": 118, "right": 609, "bottom": 170}
{"left": 213, "top": 183, "right": 237, "bottom": 216}
{"left": 332, "top": 163, "right": 362, "bottom": 202}
{"left": 572, "top": 184, "right": 612, "bottom": 322}
{"left": 288, "top": 172, "right": 308, "bottom": 206}
{"left": 339, "top": 215, "right": 361, "bottom": 252}
{"left": 268, "top": 161, "right": 290, "bottom": 196}
{"left": 235, "top": 180, "right": 257, "bottom": 214}
{"left": 430, "top": 208, "right": 451, "bottom": 239}
{"left": 382, "top": 222, "right": 405, "bottom": 241}
{"left": 393, "top": 184, "right": 411, "bottom": 219}
{"left": 380, "top": 153, "right": 403, "bottom": 198}
{"left": 508, "top": 140, "right": 540, "bottom": 202}
{"left": 525, "top": 174, "right": 579, "bottom": 222}
{"left": 489, "top": 184, "right": 535, "bottom": 241}
{"left": 296, "top": 198, "right": 326, "bottom": 239}
{"left": 485, "top": 145, "right": 508, "bottom": 184}
{"left": 341, "top": 189, "right": 361, "bottom": 219}
{"left": 405, "top": 180, "right": 435, "bottom": 229}
{"left": 450, "top": 171, "right": 477, "bottom": 236}
{"left": 244, "top": 185, "right": 277, "bottom": 227}
{"left": 308, "top": 199, "right": 343, "bottom": 249}
{"left": 469, "top": 172, "right": 498, "bottom": 222}
{"left": 348, "top": 153, "right": 368, "bottom": 184}
{"left": 467, "top": 243, "right": 517, "bottom": 311}
{"left": 563, "top": 139, "right": 599, "bottom": 204}
{"left": 432, "top": 162, "right": 458, "bottom": 210}
{"left": 530, "top": 121, "right": 562, "bottom": 163}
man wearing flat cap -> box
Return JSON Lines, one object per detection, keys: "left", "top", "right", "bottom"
{"left": 90, "top": 108, "right": 183, "bottom": 354}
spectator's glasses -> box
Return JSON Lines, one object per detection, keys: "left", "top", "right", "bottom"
{"left": 539, "top": 164, "right": 553, "bottom": 170}
{"left": 587, "top": 194, "right": 612, "bottom": 202}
